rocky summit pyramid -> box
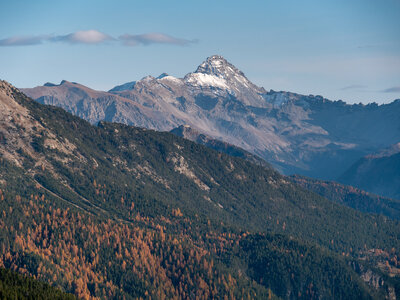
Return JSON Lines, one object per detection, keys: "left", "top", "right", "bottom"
{"left": 21, "top": 55, "right": 400, "bottom": 180}
{"left": 183, "top": 55, "right": 267, "bottom": 106}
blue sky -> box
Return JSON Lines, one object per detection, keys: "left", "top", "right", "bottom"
{"left": 0, "top": 0, "right": 399, "bottom": 104}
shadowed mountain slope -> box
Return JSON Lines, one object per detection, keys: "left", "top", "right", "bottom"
{"left": 338, "top": 143, "right": 400, "bottom": 200}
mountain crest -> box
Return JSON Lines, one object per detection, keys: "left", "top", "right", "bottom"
{"left": 0, "top": 80, "right": 16, "bottom": 97}
{"left": 183, "top": 55, "right": 267, "bottom": 102}
{"left": 157, "top": 73, "right": 169, "bottom": 79}
{"left": 194, "top": 55, "right": 246, "bottom": 79}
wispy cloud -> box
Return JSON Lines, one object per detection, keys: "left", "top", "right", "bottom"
{"left": 50, "top": 30, "right": 114, "bottom": 44}
{"left": 0, "top": 35, "right": 50, "bottom": 46}
{"left": 119, "top": 33, "right": 195, "bottom": 46}
{"left": 381, "top": 86, "right": 400, "bottom": 93}
{"left": 340, "top": 84, "right": 366, "bottom": 91}
{"left": 0, "top": 30, "right": 196, "bottom": 47}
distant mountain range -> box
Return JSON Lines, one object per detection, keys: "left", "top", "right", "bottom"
{"left": 21, "top": 55, "right": 400, "bottom": 188}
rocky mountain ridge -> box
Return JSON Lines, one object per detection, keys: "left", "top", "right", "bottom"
{"left": 21, "top": 55, "right": 400, "bottom": 180}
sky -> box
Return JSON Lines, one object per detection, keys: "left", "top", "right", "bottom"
{"left": 0, "top": 0, "right": 399, "bottom": 104}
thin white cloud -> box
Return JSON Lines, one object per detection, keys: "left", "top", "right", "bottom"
{"left": 0, "top": 30, "right": 196, "bottom": 47}
{"left": 0, "top": 35, "right": 50, "bottom": 46}
{"left": 119, "top": 33, "right": 195, "bottom": 46}
{"left": 51, "top": 30, "right": 114, "bottom": 44}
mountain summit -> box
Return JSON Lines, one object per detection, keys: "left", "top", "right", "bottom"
{"left": 194, "top": 55, "right": 245, "bottom": 78}
{"left": 184, "top": 55, "right": 266, "bottom": 106}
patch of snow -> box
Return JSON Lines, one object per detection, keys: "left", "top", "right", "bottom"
{"left": 211, "top": 59, "right": 223, "bottom": 67}
{"left": 333, "top": 142, "right": 357, "bottom": 150}
{"left": 185, "top": 73, "right": 229, "bottom": 89}
{"left": 234, "top": 74, "right": 249, "bottom": 87}
{"left": 158, "top": 75, "right": 183, "bottom": 85}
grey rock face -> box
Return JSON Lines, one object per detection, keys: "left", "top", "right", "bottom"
{"left": 21, "top": 55, "right": 400, "bottom": 180}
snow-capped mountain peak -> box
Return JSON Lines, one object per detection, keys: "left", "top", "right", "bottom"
{"left": 183, "top": 55, "right": 259, "bottom": 92}
{"left": 182, "top": 55, "right": 267, "bottom": 107}
{"left": 194, "top": 55, "right": 245, "bottom": 79}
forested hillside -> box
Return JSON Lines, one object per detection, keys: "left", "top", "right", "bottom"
{"left": 170, "top": 124, "right": 400, "bottom": 220}
{"left": 1, "top": 81, "right": 399, "bottom": 298}
{"left": 0, "top": 267, "right": 75, "bottom": 299}
{"left": 290, "top": 175, "right": 400, "bottom": 220}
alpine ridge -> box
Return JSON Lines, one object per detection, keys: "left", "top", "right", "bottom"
{"left": 21, "top": 55, "right": 400, "bottom": 183}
